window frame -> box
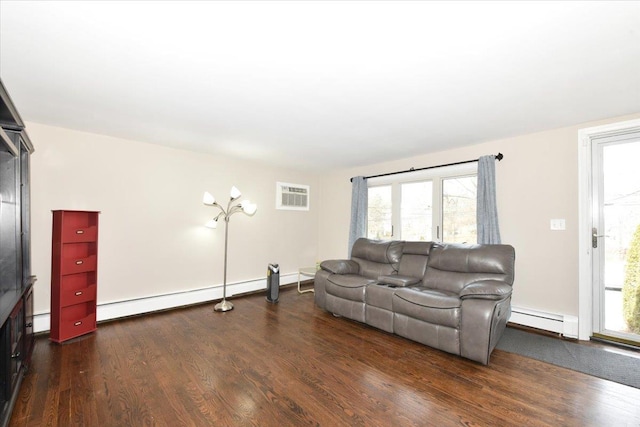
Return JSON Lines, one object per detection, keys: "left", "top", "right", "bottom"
{"left": 367, "top": 163, "right": 477, "bottom": 242}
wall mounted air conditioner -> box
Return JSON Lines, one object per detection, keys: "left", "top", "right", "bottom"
{"left": 276, "top": 182, "right": 309, "bottom": 211}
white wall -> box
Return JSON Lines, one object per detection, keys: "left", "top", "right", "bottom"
{"left": 28, "top": 122, "right": 319, "bottom": 324}
{"left": 317, "top": 112, "right": 640, "bottom": 322}
{"left": 28, "top": 111, "right": 640, "bottom": 336}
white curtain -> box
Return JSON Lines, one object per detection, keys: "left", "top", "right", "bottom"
{"left": 477, "top": 155, "right": 501, "bottom": 244}
{"left": 348, "top": 176, "right": 368, "bottom": 256}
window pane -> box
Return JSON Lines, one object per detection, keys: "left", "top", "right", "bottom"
{"left": 401, "top": 181, "right": 432, "bottom": 241}
{"left": 442, "top": 176, "right": 477, "bottom": 243}
{"left": 367, "top": 186, "right": 392, "bottom": 239}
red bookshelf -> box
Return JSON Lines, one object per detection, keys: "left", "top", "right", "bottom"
{"left": 50, "top": 210, "right": 99, "bottom": 343}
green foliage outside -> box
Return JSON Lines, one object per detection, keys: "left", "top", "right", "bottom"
{"left": 623, "top": 223, "right": 640, "bottom": 333}
{"left": 634, "top": 283, "right": 640, "bottom": 333}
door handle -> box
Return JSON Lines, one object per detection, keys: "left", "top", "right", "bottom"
{"left": 592, "top": 228, "right": 609, "bottom": 248}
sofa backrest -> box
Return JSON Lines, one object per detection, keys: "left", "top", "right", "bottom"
{"left": 423, "top": 243, "right": 515, "bottom": 293}
{"left": 351, "top": 238, "right": 403, "bottom": 279}
{"left": 397, "top": 241, "right": 433, "bottom": 278}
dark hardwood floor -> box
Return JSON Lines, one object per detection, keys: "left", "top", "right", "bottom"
{"left": 9, "top": 286, "right": 640, "bottom": 426}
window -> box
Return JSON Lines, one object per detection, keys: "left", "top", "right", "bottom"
{"left": 401, "top": 181, "right": 433, "bottom": 241}
{"left": 442, "top": 175, "right": 477, "bottom": 243}
{"left": 367, "top": 185, "right": 392, "bottom": 239}
{"left": 367, "top": 164, "right": 477, "bottom": 243}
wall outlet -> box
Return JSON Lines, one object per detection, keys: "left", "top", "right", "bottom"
{"left": 550, "top": 219, "right": 566, "bottom": 230}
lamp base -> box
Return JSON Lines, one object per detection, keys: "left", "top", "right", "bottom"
{"left": 214, "top": 299, "right": 234, "bottom": 312}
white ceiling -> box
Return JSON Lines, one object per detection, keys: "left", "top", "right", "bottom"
{"left": 1, "top": 1, "right": 639, "bottom": 171}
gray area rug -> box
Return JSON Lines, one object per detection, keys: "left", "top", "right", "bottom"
{"left": 495, "top": 327, "right": 640, "bottom": 389}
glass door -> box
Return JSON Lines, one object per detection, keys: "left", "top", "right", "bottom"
{"left": 592, "top": 136, "right": 640, "bottom": 345}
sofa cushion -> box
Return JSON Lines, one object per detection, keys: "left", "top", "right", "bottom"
{"left": 392, "top": 287, "right": 461, "bottom": 328}
{"left": 351, "top": 238, "right": 403, "bottom": 279}
{"left": 397, "top": 241, "right": 432, "bottom": 278}
{"left": 326, "top": 274, "right": 375, "bottom": 302}
{"left": 423, "top": 243, "right": 515, "bottom": 294}
{"left": 377, "top": 241, "right": 432, "bottom": 287}
{"left": 365, "top": 284, "right": 397, "bottom": 310}
{"left": 352, "top": 238, "right": 404, "bottom": 263}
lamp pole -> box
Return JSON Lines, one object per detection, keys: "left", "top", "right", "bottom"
{"left": 217, "top": 213, "right": 232, "bottom": 311}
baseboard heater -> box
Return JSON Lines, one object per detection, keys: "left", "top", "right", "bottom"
{"left": 509, "top": 306, "right": 579, "bottom": 339}
{"left": 32, "top": 272, "right": 300, "bottom": 334}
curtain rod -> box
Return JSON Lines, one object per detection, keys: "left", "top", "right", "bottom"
{"left": 350, "top": 153, "right": 503, "bottom": 182}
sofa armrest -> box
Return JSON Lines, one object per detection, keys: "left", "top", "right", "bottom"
{"left": 378, "top": 274, "right": 421, "bottom": 287}
{"left": 320, "top": 259, "right": 360, "bottom": 275}
{"left": 460, "top": 280, "right": 512, "bottom": 300}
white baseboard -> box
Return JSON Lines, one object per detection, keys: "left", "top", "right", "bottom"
{"left": 510, "top": 306, "right": 579, "bottom": 339}
{"left": 35, "top": 285, "right": 578, "bottom": 339}
{"left": 34, "top": 272, "right": 302, "bottom": 334}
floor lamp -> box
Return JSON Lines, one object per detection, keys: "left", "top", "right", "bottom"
{"left": 203, "top": 186, "right": 257, "bottom": 312}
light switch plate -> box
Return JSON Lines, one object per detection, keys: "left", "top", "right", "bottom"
{"left": 550, "top": 219, "right": 566, "bottom": 230}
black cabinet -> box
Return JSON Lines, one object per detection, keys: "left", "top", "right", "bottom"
{"left": 0, "top": 79, "right": 35, "bottom": 427}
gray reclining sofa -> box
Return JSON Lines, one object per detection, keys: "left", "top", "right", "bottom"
{"left": 314, "top": 238, "right": 515, "bottom": 365}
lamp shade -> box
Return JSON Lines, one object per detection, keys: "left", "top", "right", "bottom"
{"left": 230, "top": 186, "right": 242, "bottom": 200}
{"left": 205, "top": 219, "right": 218, "bottom": 229}
{"left": 203, "top": 191, "right": 216, "bottom": 205}
{"left": 242, "top": 201, "right": 257, "bottom": 215}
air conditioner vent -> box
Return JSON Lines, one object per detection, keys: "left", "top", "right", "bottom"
{"left": 276, "top": 182, "right": 309, "bottom": 211}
